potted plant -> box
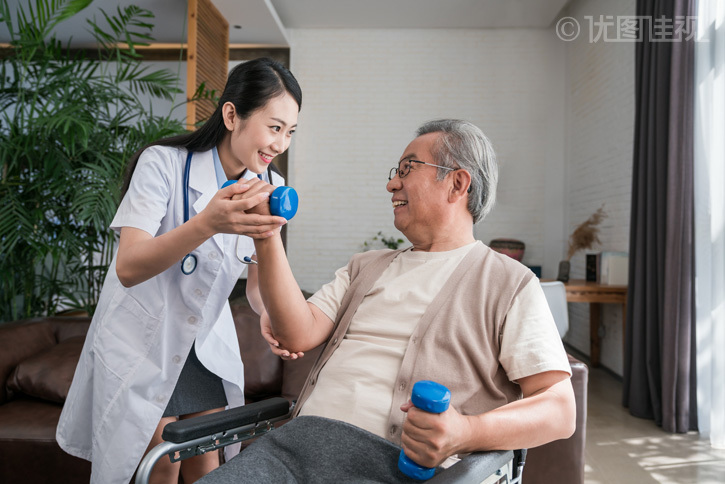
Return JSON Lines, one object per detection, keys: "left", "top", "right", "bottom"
{"left": 362, "top": 231, "right": 406, "bottom": 251}
{"left": 0, "top": 0, "right": 188, "bottom": 322}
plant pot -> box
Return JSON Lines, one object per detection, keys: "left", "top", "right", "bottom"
{"left": 489, "top": 238, "right": 525, "bottom": 262}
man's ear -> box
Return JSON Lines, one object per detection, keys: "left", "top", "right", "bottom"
{"left": 449, "top": 169, "right": 472, "bottom": 202}
{"left": 221, "top": 102, "right": 237, "bottom": 131}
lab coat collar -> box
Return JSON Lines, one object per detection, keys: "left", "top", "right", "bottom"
{"left": 187, "top": 149, "right": 224, "bottom": 250}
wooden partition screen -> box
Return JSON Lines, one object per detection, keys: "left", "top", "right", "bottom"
{"left": 186, "top": 0, "right": 229, "bottom": 129}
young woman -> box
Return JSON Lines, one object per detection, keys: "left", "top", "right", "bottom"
{"left": 57, "top": 57, "right": 301, "bottom": 484}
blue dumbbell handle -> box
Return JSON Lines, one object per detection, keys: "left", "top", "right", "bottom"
{"left": 398, "top": 381, "right": 451, "bottom": 480}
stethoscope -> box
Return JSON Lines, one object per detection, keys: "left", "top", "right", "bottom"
{"left": 181, "top": 151, "right": 274, "bottom": 275}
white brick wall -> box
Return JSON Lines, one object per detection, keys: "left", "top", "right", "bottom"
{"left": 262, "top": 3, "right": 634, "bottom": 376}
{"left": 128, "top": 2, "right": 636, "bottom": 376}
{"left": 286, "top": 28, "right": 567, "bottom": 290}
{"left": 561, "top": 0, "right": 636, "bottom": 375}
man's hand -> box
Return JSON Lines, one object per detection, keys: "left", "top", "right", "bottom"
{"left": 260, "top": 311, "right": 304, "bottom": 360}
{"left": 229, "top": 177, "right": 276, "bottom": 216}
{"left": 400, "top": 401, "right": 472, "bottom": 468}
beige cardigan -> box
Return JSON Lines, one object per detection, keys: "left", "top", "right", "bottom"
{"left": 293, "top": 241, "right": 535, "bottom": 445}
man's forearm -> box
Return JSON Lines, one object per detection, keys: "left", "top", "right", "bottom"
{"left": 244, "top": 263, "right": 265, "bottom": 316}
{"left": 400, "top": 372, "right": 576, "bottom": 469}
{"left": 253, "top": 235, "right": 330, "bottom": 352}
{"left": 464, "top": 377, "right": 576, "bottom": 452}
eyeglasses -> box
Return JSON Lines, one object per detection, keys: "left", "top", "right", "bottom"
{"left": 388, "top": 159, "right": 455, "bottom": 181}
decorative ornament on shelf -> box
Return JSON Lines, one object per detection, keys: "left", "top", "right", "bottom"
{"left": 558, "top": 204, "right": 607, "bottom": 282}
{"left": 489, "top": 238, "right": 525, "bottom": 262}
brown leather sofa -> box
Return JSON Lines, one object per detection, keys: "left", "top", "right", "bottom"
{"left": 0, "top": 302, "right": 588, "bottom": 483}
{"left": 0, "top": 316, "right": 92, "bottom": 484}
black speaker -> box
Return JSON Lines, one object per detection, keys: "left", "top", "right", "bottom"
{"left": 586, "top": 253, "right": 599, "bottom": 282}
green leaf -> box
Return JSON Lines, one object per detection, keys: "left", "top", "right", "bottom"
{"left": 52, "top": 0, "right": 93, "bottom": 25}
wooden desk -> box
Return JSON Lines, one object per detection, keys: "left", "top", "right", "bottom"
{"left": 561, "top": 279, "right": 627, "bottom": 368}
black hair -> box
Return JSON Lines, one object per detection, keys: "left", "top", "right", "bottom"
{"left": 121, "top": 57, "right": 302, "bottom": 196}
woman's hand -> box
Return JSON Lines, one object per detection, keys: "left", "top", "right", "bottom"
{"left": 198, "top": 181, "right": 285, "bottom": 239}
{"left": 116, "top": 179, "right": 285, "bottom": 287}
{"left": 260, "top": 311, "right": 305, "bottom": 360}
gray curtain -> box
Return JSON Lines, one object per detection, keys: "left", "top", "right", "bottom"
{"left": 622, "top": 0, "right": 697, "bottom": 433}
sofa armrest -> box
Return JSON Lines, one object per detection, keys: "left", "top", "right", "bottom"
{"left": 524, "top": 354, "right": 588, "bottom": 484}
{"left": 51, "top": 317, "right": 91, "bottom": 342}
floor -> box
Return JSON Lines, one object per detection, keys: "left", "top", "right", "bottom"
{"left": 584, "top": 366, "right": 725, "bottom": 484}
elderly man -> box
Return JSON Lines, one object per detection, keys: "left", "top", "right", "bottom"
{"left": 200, "top": 119, "right": 575, "bottom": 483}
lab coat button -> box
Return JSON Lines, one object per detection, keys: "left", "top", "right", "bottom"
{"left": 389, "top": 425, "right": 397, "bottom": 436}
{"left": 194, "top": 289, "right": 203, "bottom": 297}
{"left": 399, "top": 381, "right": 406, "bottom": 391}
{"left": 187, "top": 316, "right": 197, "bottom": 325}
{"left": 172, "top": 355, "right": 182, "bottom": 364}
{"left": 208, "top": 251, "right": 218, "bottom": 260}
{"left": 156, "top": 395, "right": 165, "bottom": 403}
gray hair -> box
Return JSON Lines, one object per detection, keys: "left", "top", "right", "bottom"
{"left": 416, "top": 119, "right": 498, "bottom": 224}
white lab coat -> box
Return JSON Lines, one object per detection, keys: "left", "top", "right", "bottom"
{"left": 56, "top": 146, "right": 283, "bottom": 484}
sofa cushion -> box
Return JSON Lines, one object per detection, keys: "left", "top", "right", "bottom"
{"left": 0, "top": 321, "right": 57, "bottom": 404}
{"left": 0, "top": 397, "right": 92, "bottom": 484}
{"left": 0, "top": 397, "right": 63, "bottom": 441}
{"left": 6, "top": 336, "right": 84, "bottom": 404}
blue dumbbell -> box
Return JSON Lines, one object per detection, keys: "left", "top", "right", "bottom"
{"left": 398, "top": 381, "right": 452, "bottom": 480}
{"left": 222, "top": 181, "right": 298, "bottom": 220}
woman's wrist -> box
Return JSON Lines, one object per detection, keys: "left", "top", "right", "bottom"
{"left": 190, "top": 210, "right": 216, "bottom": 240}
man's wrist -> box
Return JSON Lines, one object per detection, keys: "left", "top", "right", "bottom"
{"left": 458, "top": 413, "right": 486, "bottom": 454}
{"left": 254, "top": 232, "right": 282, "bottom": 249}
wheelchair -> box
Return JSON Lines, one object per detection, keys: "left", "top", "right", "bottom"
{"left": 135, "top": 397, "right": 526, "bottom": 484}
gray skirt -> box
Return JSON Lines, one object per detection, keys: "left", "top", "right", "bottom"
{"left": 163, "top": 343, "right": 228, "bottom": 418}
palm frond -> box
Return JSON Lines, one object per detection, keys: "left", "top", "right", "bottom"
{"left": 0, "top": 0, "right": 187, "bottom": 321}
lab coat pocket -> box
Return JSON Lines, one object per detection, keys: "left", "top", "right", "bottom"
{"left": 94, "top": 289, "right": 164, "bottom": 381}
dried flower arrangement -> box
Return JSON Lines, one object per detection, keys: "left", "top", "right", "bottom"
{"left": 566, "top": 204, "right": 607, "bottom": 260}
{"left": 557, "top": 204, "right": 608, "bottom": 282}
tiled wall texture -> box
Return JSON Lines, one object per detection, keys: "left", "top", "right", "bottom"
{"left": 286, "top": 28, "right": 567, "bottom": 287}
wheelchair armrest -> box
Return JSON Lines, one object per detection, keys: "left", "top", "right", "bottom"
{"left": 161, "top": 397, "right": 291, "bottom": 443}
{"left": 428, "top": 450, "right": 514, "bottom": 484}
